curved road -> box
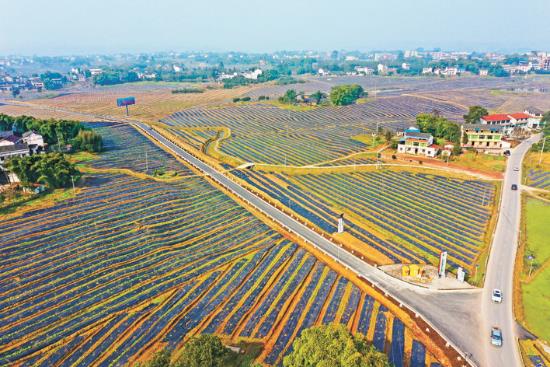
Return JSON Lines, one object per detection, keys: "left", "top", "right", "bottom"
{"left": 481, "top": 134, "right": 541, "bottom": 367}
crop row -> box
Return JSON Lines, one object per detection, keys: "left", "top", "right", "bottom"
{"left": 1, "top": 120, "right": 449, "bottom": 366}
{"left": 527, "top": 169, "right": 550, "bottom": 190}
{"left": 0, "top": 170, "right": 445, "bottom": 367}
{"left": 161, "top": 95, "right": 465, "bottom": 165}
{"left": 83, "top": 121, "right": 193, "bottom": 175}
{"left": 231, "top": 169, "right": 494, "bottom": 270}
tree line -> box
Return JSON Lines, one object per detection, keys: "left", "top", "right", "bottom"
{"left": 136, "top": 324, "right": 390, "bottom": 367}
{"left": 277, "top": 84, "right": 365, "bottom": 106}
{"left": 0, "top": 114, "right": 103, "bottom": 152}
{"left": 7, "top": 153, "right": 80, "bottom": 189}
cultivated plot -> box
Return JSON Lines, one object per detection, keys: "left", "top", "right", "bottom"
{"left": 162, "top": 96, "right": 466, "bottom": 166}
{"left": 231, "top": 169, "right": 495, "bottom": 271}
{"left": 0, "top": 123, "right": 447, "bottom": 367}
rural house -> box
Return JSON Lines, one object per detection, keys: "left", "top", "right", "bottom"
{"left": 480, "top": 111, "right": 543, "bottom": 135}
{"left": 461, "top": 124, "right": 511, "bottom": 154}
{"left": 21, "top": 131, "right": 45, "bottom": 154}
{"left": 397, "top": 128, "right": 439, "bottom": 157}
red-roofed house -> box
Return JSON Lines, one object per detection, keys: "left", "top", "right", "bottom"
{"left": 480, "top": 114, "right": 511, "bottom": 125}
{"left": 480, "top": 111, "right": 542, "bottom": 135}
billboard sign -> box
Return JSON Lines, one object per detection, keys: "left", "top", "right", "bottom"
{"left": 117, "top": 96, "right": 136, "bottom": 107}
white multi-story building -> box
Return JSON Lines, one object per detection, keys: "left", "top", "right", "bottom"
{"left": 480, "top": 111, "right": 543, "bottom": 134}
{"left": 397, "top": 128, "right": 439, "bottom": 158}
{"left": 461, "top": 124, "right": 511, "bottom": 155}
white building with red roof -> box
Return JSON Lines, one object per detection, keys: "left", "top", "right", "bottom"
{"left": 480, "top": 110, "right": 543, "bottom": 135}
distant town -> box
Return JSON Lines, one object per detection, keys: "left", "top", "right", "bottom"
{"left": 1, "top": 49, "right": 550, "bottom": 96}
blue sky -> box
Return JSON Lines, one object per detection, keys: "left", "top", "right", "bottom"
{"left": 1, "top": 0, "right": 549, "bottom": 55}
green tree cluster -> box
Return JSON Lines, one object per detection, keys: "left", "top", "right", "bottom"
{"left": 283, "top": 324, "right": 391, "bottom": 367}
{"left": 416, "top": 113, "right": 462, "bottom": 155}
{"left": 7, "top": 153, "right": 81, "bottom": 189}
{"left": 40, "top": 71, "right": 67, "bottom": 90}
{"left": 72, "top": 130, "right": 103, "bottom": 152}
{"left": 223, "top": 69, "right": 280, "bottom": 89}
{"left": 0, "top": 114, "right": 102, "bottom": 152}
{"left": 136, "top": 335, "right": 261, "bottom": 367}
{"left": 279, "top": 89, "right": 298, "bottom": 104}
{"left": 463, "top": 106, "right": 489, "bottom": 124}
{"left": 329, "top": 84, "right": 365, "bottom": 106}
{"left": 531, "top": 111, "right": 550, "bottom": 152}
{"left": 94, "top": 70, "right": 139, "bottom": 86}
{"left": 310, "top": 90, "right": 327, "bottom": 104}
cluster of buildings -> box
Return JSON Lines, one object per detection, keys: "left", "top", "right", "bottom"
{"left": 421, "top": 67, "right": 460, "bottom": 77}
{"left": 218, "top": 68, "right": 263, "bottom": 81}
{"left": 397, "top": 107, "right": 545, "bottom": 158}
{"left": 461, "top": 107, "right": 545, "bottom": 154}
{"left": 0, "top": 131, "right": 44, "bottom": 168}
{"left": 0, "top": 74, "right": 47, "bottom": 93}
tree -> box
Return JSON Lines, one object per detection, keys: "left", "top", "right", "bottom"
{"left": 137, "top": 349, "right": 171, "bottom": 367}
{"left": 7, "top": 153, "right": 81, "bottom": 189}
{"left": 330, "top": 84, "right": 365, "bottom": 106}
{"left": 415, "top": 113, "right": 462, "bottom": 154}
{"left": 279, "top": 89, "right": 298, "bottom": 104}
{"left": 384, "top": 130, "right": 393, "bottom": 143}
{"left": 310, "top": 90, "right": 326, "bottom": 105}
{"left": 541, "top": 111, "right": 550, "bottom": 126}
{"left": 283, "top": 324, "right": 391, "bottom": 367}
{"left": 72, "top": 129, "right": 103, "bottom": 152}
{"left": 177, "top": 335, "right": 229, "bottom": 367}
{"left": 463, "top": 105, "right": 489, "bottom": 124}
{"left": 462, "top": 131, "right": 469, "bottom": 145}
{"left": 136, "top": 338, "right": 263, "bottom": 367}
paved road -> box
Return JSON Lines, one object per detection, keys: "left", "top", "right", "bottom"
{"left": 134, "top": 122, "right": 484, "bottom": 365}
{"left": 481, "top": 134, "right": 541, "bottom": 367}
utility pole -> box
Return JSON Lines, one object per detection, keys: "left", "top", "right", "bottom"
{"left": 70, "top": 175, "right": 75, "bottom": 197}
{"left": 145, "top": 151, "right": 149, "bottom": 173}
{"left": 372, "top": 121, "right": 380, "bottom": 147}
{"left": 539, "top": 136, "right": 546, "bottom": 165}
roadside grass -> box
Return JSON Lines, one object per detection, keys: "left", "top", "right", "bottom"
{"left": 452, "top": 151, "right": 507, "bottom": 173}
{"left": 350, "top": 134, "right": 384, "bottom": 148}
{"left": 520, "top": 197, "right": 550, "bottom": 342}
{"left": 0, "top": 187, "right": 77, "bottom": 220}
{"left": 68, "top": 150, "right": 99, "bottom": 163}
{"left": 523, "top": 151, "right": 550, "bottom": 185}
{"left": 253, "top": 162, "right": 486, "bottom": 182}
{"left": 470, "top": 180, "right": 501, "bottom": 287}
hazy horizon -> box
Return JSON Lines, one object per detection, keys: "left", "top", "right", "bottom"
{"left": 1, "top": 0, "right": 549, "bottom": 56}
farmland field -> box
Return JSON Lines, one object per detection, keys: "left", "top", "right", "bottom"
{"left": 83, "top": 121, "right": 195, "bottom": 176}
{"left": 162, "top": 95, "right": 466, "bottom": 166}
{"left": 0, "top": 123, "right": 448, "bottom": 366}
{"left": 244, "top": 74, "right": 525, "bottom": 99}
{"left": 26, "top": 82, "right": 259, "bottom": 121}
{"left": 230, "top": 168, "right": 496, "bottom": 272}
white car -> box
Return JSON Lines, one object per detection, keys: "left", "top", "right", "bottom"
{"left": 492, "top": 289, "right": 503, "bottom": 303}
{"left": 491, "top": 327, "right": 503, "bottom": 347}
{"left": 513, "top": 167, "right": 519, "bottom": 172}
